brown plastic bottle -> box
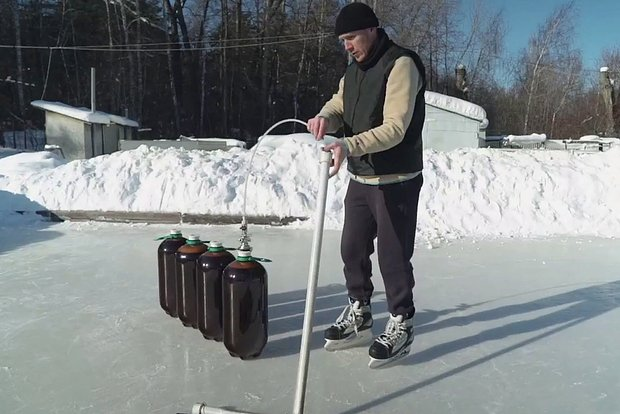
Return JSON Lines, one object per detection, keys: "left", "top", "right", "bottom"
{"left": 175, "top": 235, "right": 208, "bottom": 329}
{"left": 157, "top": 229, "right": 187, "bottom": 317}
{"left": 197, "top": 241, "right": 236, "bottom": 341}
{"left": 222, "top": 250, "right": 268, "bottom": 359}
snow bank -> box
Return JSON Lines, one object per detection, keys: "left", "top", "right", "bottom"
{"left": 2, "top": 133, "right": 620, "bottom": 242}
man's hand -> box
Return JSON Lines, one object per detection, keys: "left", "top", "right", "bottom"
{"left": 307, "top": 116, "right": 328, "bottom": 141}
{"left": 323, "top": 140, "right": 349, "bottom": 177}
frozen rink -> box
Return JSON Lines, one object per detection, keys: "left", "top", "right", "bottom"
{"left": 1, "top": 217, "right": 620, "bottom": 414}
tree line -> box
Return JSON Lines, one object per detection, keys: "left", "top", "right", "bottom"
{"left": 0, "top": 0, "right": 618, "bottom": 144}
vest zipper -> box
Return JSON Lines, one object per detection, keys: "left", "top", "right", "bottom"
{"left": 351, "top": 71, "right": 366, "bottom": 131}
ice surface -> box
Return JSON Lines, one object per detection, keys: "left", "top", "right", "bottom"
{"left": 1, "top": 219, "right": 619, "bottom": 414}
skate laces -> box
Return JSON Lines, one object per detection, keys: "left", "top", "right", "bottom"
{"left": 375, "top": 315, "right": 406, "bottom": 348}
{"left": 333, "top": 302, "right": 364, "bottom": 334}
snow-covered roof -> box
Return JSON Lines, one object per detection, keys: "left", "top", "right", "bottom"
{"left": 30, "top": 100, "right": 139, "bottom": 128}
{"left": 424, "top": 91, "right": 487, "bottom": 123}
{"left": 506, "top": 133, "right": 547, "bottom": 144}
{"left": 579, "top": 135, "right": 620, "bottom": 143}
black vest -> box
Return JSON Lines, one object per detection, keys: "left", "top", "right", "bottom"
{"left": 343, "top": 41, "right": 426, "bottom": 176}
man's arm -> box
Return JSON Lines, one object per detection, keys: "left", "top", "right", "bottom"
{"left": 343, "top": 57, "right": 422, "bottom": 157}
{"left": 317, "top": 76, "right": 345, "bottom": 133}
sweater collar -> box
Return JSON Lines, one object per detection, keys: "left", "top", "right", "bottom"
{"left": 355, "top": 28, "right": 393, "bottom": 71}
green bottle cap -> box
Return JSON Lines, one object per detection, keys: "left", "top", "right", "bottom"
{"left": 208, "top": 241, "right": 225, "bottom": 252}
{"left": 237, "top": 249, "right": 253, "bottom": 261}
{"left": 186, "top": 234, "right": 202, "bottom": 245}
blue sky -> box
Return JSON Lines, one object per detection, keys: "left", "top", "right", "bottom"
{"left": 460, "top": 0, "right": 620, "bottom": 69}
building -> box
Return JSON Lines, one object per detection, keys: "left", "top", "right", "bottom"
{"left": 31, "top": 100, "right": 139, "bottom": 161}
{"left": 422, "top": 91, "right": 488, "bottom": 152}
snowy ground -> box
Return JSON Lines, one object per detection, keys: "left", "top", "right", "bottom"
{"left": 2, "top": 218, "right": 619, "bottom": 414}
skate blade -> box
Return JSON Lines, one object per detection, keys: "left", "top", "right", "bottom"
{"left": 324, "top": 330, "right": 373, "bottom": 352}
{"left": 368, "top": 346, "right": 411, "bottom": 369}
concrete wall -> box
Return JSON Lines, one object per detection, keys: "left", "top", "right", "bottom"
{"left": 422, "top": 106, "right": 482, "bottom": 152}
{"left": 45, "top": 112, "right": 87, "bottom": 160}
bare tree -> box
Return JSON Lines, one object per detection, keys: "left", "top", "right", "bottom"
{"left": 219, "top": 0, "right": 229, "bottom": 134}
{"left": 163, "top": 0, "right": 182, "bottom": 133}
{"left": 457, "top": 2, "right": 505, "bottom": 93}
{"left": 118, "top": 0, "right": 138, "bottom": 119}
{"left": 197, "top": 0, "right": 211, "bottom": 136}
{"left": 9, "top": 0, "right": 26, "bottom": 117}
{"left": 549, "top": 52, "right": 582, "bottom": 137}
{"left": 134, "top": 0, "right": 144, "bottom": 122}
{"left": 519, "top": 2, "right": 577, "bottom": 134}
{"left": 293, "top": 0, "right": 313, "bottom": 122}
{"left": 379, "top": 0, "right": 460, "bottom": 91}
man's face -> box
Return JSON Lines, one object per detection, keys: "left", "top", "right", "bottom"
{"left": 338, "top": 28, "right": 377, "bottom": 62}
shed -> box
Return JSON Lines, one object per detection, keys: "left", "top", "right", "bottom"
{"left": 30, "top": 100, "right": 139, "bottom": 161}
{"left": 422, "top": 91, "right": 488, "bottom": 152}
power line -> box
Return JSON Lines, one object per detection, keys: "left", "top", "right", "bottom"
{"left": 1, "top": 77, "right": 36, "bottom": 87}
{"left": 2, "top": 38, "right": 615, "bottom": 76}
{"left": 427, "top": 50, "right": 615, "bottom": 75}
{"left": 79, "top": 32, "right": 332, "bottom": 49}
{"left": 0, "top": 33, "right": 331, "bottom": 53}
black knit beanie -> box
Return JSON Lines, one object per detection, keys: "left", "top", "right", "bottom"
{"left": 334, "top": 3, "right": 379, "bottom": 36}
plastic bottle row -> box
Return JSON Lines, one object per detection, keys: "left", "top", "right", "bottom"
{"left": 156, "top": 230, "right": 268, "bottom": 359}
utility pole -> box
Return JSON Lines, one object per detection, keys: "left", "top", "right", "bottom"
{"left": 91, "top": 67, "right": 96, "bottom": 113}
{"left": 600, "top": 67, "right": 616, "bottom": 136}
{"left": 455, "top": 64, "right": 469, "bottom": 101}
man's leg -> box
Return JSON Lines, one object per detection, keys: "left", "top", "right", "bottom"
{"left": 323, "top": 180, "right": 376, "bottom": 351}
{"left": 367, "top": 175, "right": 423, "bottom": 366}
{"left": 341, "top": 180, "right": 377, "bottom": 303}
{"left": 374, "top": 175, "right": 423, "bottom": 317}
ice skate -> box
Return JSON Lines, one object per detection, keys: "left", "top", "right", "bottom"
{"left": 324, "top": 300, "right": 373, "bottom": 351}
{"left": 368, "top": 313, "right": 414, "bottom": 368}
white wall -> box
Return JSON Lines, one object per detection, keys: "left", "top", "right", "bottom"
{"left": 89, "top": 124, "right": 123, "bottom": 157}
{"left": 45, "top": 113, "right": 132, "bottom": 160}
{"left": 422, "top": 106, "right": 482, "bottom": 152}
{"left": 46, "top": 112, "right": 87, "bottom": 160}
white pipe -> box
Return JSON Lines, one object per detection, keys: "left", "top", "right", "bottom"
{"left": 191, "top": 403, "right": 251, "bottom": 414}
{"left": 241, "top": 118, "right": 308, "bottom": 220}
{"left": 292, "top": 148, "right": 332, "bottom": 414}
{"left": 189, "top": 120, "right": 332, "bottom": 414}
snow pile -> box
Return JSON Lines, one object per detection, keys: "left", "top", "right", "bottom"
{"left": 420, "top": 146, "right": 620, "bottom": 241}
{"left": 0, "top": 151, "right": 66, "bottom": 177}
{"left": 2, "top": 133, "right": 620, "bottom": 242}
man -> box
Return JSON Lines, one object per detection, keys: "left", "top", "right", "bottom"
{"left": 307, "top": 2, "right": 425, "bottom": 368}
